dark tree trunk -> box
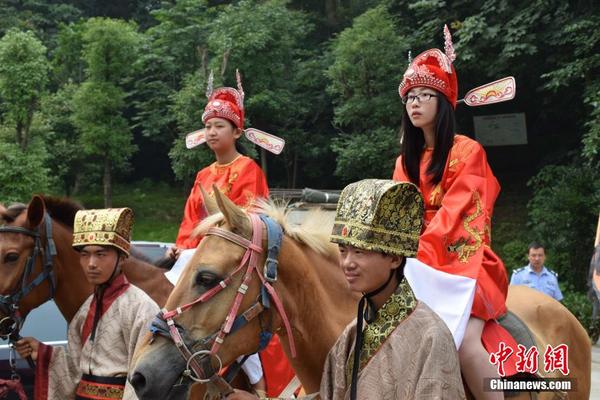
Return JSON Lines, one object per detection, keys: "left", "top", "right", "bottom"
{"left": 292, "top": 151, "right": 298, "bottom": 189}
{"left": 325, "top": 0, "right": 339, "bottom": 27}
{"left": 103, "top": 157, "right": 112, "bottom": 207}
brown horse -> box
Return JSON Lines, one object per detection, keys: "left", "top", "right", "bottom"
{"left": 131, "top": 190, "right": 591, "bottom": 399}
{"left": 0, "top": 195, "right": 173, "bottom": 324}
{"left": 0, "top": 195, "right": 249, "bottom": 400}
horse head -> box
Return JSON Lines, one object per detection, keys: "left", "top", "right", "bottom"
{"left": 131, "top": 186, "right": 281, "bottom": 399}
{"left": 0, "top": 195, "right": 91, "bottom": 337}
{"left": 0, "top": 196, "right": 53, "bottom": 336}
{"left": 132, "top": 185, "right": 354, "bottom": 399}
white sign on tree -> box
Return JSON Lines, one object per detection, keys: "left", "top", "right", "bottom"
{"left": 473, "top": 113, "right": 527, "bottom": 146}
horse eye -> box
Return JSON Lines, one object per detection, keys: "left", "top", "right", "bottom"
{"left": 4, "top": 253, "right": 19, "bottom": 264}
{"left": 195, "top": 271, "right": 219, "bottom": 288}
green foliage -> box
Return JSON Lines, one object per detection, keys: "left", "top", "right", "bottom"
{"left": 131, "top": 0, "right": 215, "bottom": 144}
{"left": 501, "top": 239, "right": 529, "bottom": 274}
{"left": 74, "top": 179, "right": 186, "bottom": 242}
{"left": 41, "top": 83, "right": 90, "bottom": 194}
{"left": 561, "top": 289, "right": 594, "bottom": 338}
{"left": 72, "top": 81, "right": 136, "bottom": 170}
{"left": 81, "top": 18, "right": 142, "bottom": 84}
{"left": 52, "top": 22, "right": 86, "bottom": 85}
{"left": 541, "top": 14, "right": 600, "bottom": 166}
{"left": 168, "top": 71, "right": 216, "bottom": 184}
{"left": 0, "top": 28, "right": 48, "bottom": 149}
{"left": 0, "top": 1, "right": 82, "bottom": 40}
{"left": 326, "top": 5, "right": 406, "bottom": 130}
{"left": 0, "top": 137, "right": 51, "bottom": 203}
{"left": 332, "top": 128, "right": 398, "bottom": 182}
{"left": 206, "top": 0, "right": 317, "bottom": 185}
{"left": 527, "top": 162, "right": 600, "bottom": 291}
{"left": 327, "top": 6, "right": 406, "bottom": 180}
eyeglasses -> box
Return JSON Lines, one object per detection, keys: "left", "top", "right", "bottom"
{"left": 401, "top": 93, "right": 438, "bottom": 104}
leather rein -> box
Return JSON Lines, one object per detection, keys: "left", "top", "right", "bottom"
{"left": 150, "top": 213, "right": 296, "bottom": 396}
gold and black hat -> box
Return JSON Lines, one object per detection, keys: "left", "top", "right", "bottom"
{"left": 72, "top": 208, "right": 133, "bottom": 256}
{"left": 330, "top": 179, "right": 423, "bottom": 257}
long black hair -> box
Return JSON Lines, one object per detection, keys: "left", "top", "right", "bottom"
{"left": 400, "top": 93, "right": 456, "bottom": 185}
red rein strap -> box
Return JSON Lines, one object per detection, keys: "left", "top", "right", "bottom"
{"left": 161, "top": 212, "right": 296, "bottom": 366}
{"left": 0, "top": 378, "right": 27, "bottom": 400}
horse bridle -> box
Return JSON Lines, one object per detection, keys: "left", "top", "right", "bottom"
{"left": 0, "top": 214, "right": 57, "bottom": 343}
{"left": 149, "top": 213, "right": 296, "bottom": 397}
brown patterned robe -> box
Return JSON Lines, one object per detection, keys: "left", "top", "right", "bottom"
{"left": 320, "top": 280, "right": 465, "bottom": 400}
{"left": 34, "top": 275, "right": 159, "bottom": 400}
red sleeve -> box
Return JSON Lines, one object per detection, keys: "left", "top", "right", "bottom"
{"left": 392, "top": 155, "right": 408, "bottom": 181}
{"left": 227, "top": 159, "right": 269, "bottom": 207}
{"left": 34, "top": 342, "right": 53, "bottom": 400}
{"left": 175, "top": 171, "right": 207, "bottom": 249}
{"left": 417, "top": 141, "right": 500, "bottom": 279}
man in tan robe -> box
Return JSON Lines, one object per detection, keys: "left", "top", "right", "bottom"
{"left": 16, "top": 208, "right": 158, "bottom": 400}
{"left": 228, "top": 180, "right": 465, "bottom": 400}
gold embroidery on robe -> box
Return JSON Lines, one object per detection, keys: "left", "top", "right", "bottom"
{"left": 448, "top": 191, "right": 484, "bottom": 263}
{"left": 345, "top": 280, "right": 417, "bottom": 381}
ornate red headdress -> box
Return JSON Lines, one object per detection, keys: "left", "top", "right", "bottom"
{"left": 399, "top": 25, "right": 458, "bottom": 108}
{"left": 202, "top": 70, "right": 245, "bottom": 129}
{"left": 186, "top": 70, "right": 286, "bottom": 155}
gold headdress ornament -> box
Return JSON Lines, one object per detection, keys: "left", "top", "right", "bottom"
{"left": 72, "top": 208, "right": 134, "bottom": 256}
{"left": 330, "top": 179, "right": 423, "bottom": 257}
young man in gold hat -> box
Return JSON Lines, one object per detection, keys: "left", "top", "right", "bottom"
{"left": 15, "top": 208, "right": 159, "bottom": 400}
{"left": 227, "top": 179, "right": 465, "bottom": 400}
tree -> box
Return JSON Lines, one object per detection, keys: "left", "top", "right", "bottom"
{"left": 132, "top": 0, "right": 216, "bottom": 146}
{"left": 326, "top": 5, "right": 407, "bottom": 182}
{"left": 42, "top": 83, "right": 89, "bottom": 195}
{"left": 204, "top": 0, "right": 320, "bottom": 187}
{"left": 0, "top": 1, "right": 82, "bottom": 40}
{"left": 0, "top": 29, "right": 48, "bottom": 150}
{"left": 0, "top": 138, "right": 51, "bottom": 203}
{"left": 71, "top": 18, "right": 141, "bottom": 207}
{"left": 51, "top": 21, "right": 87, "bottom": 86}
{"left": 527, "top": 162, "right": 600, "bottom": 292}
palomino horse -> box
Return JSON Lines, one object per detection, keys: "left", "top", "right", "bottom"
{"left": 131, "top": 189, "right": 591, "bottom": 399}
{"left": 0, "top": 195, "right": 173, "bottom": 325}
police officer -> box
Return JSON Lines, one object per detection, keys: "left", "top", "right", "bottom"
{"left": 510, "top": 242, "right": 563, "bottom": 301}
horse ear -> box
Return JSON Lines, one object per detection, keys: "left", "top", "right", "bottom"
{"left": 199, "top": 184, "right": 219, "bottom": 216}
{"left": 212, "top": 185, "right": 250, "bottom": 234}
{"left": 27, "top": 195, "right": 46, "bottom": 229}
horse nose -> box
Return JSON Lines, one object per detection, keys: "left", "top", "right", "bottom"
{"left": 129, "top": 371, "right": 147, "bottom": 395}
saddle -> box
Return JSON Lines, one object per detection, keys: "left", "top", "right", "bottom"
{"left": 481, "top": 311, "right": 538, "bottom": 381}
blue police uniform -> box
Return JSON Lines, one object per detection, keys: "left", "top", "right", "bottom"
{"left": 510, "top": 265, "right": 563, "bottom": 301}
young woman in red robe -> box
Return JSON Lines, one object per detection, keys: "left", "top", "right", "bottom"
{"left": 167, "top": 76, "right": 295, "bottom": 398}
{"left": 170, "top": 85, "right": 269, "bottom": 252}
{"left": 392, "top": 27, "right": 508, "bottom": 399}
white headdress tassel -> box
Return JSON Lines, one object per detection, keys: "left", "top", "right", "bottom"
{"left": 236, "top": 69, "right": 245, "bottom": 108}
{"left": 205, "top": 70, "right": 214, "bottom": 99}
{"left": 444, "top": 24, "right": 456, "bottom": 63}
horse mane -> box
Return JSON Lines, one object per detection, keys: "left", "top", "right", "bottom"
{"left": 40, "top": 196, "right": 84, "bottom": 230}
{"left": 0, "top": 203, "right": 27, "bottom": 224}
{"left": 0, "top": 196, "right": 83, "bottom": 229}
{"left": 192, "top": 200, "right": 339, "bottom": 262}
